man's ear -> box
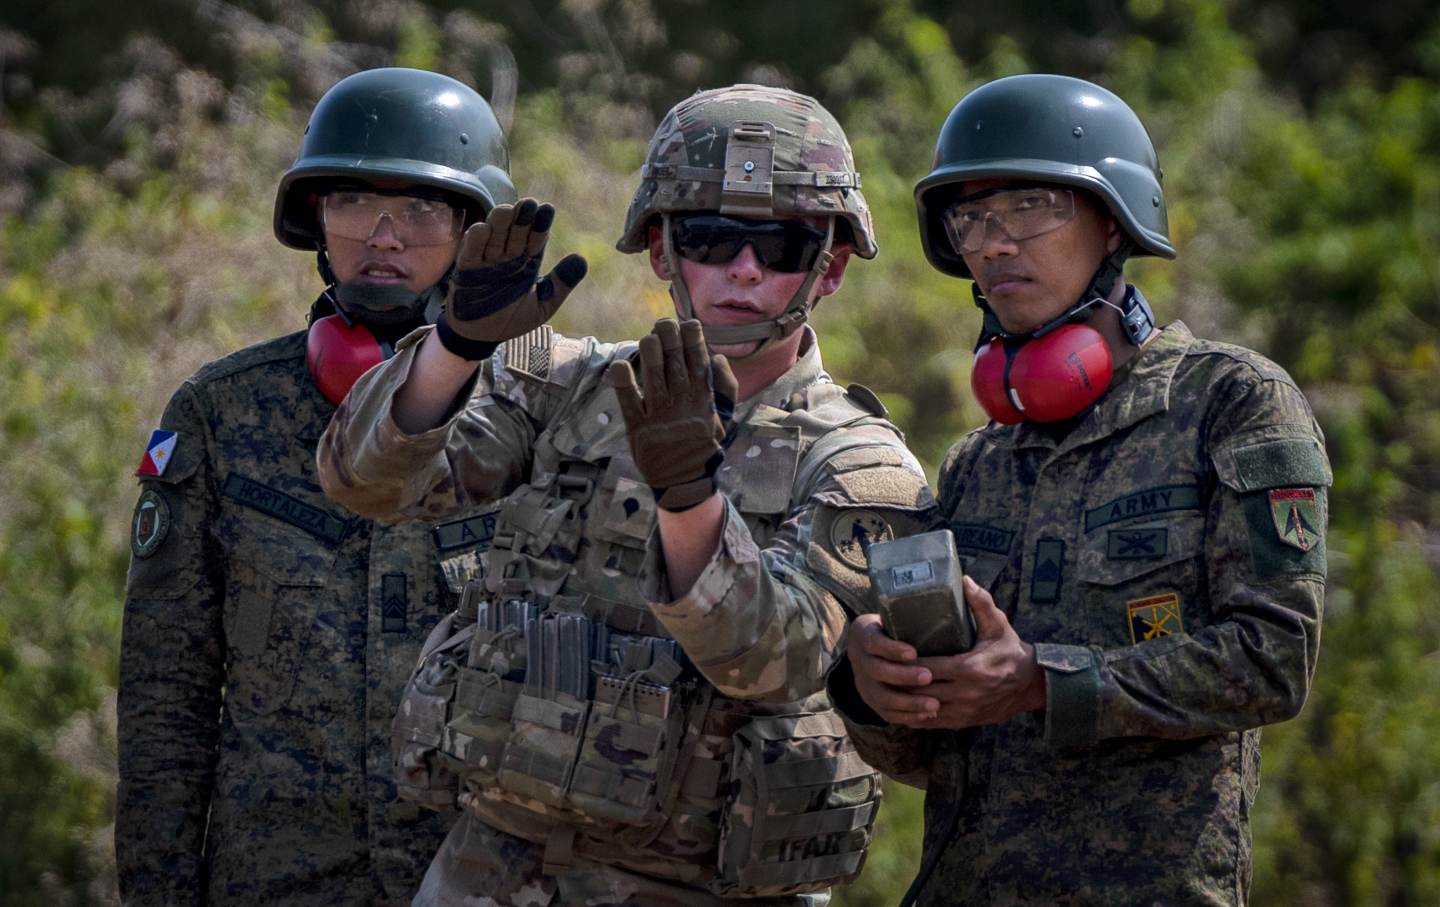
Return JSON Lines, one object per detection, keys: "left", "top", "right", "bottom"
{"left": 1105, "top": 216, "right": 1123, "bottom": 255}
{"left": 815, "top": 244, "right": 854, "bottom": 299}
{"left": 647, "top": 223, "right": 672, "bottom": 279}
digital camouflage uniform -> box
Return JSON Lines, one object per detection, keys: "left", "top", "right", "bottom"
{"left": 316, "top": 323, "right": 935, "bottom": 906}
{"left": 831, "top": 321, "right": 1330, "bottom": 904}
{"left": 116, "top": 332, "right": 488, "bottom": 904}
{"left": 116, "top": 67, "right": 517, "bottom": 906}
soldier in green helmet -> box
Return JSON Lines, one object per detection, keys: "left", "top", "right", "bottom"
{"left": 316, "top": 84, "right": 934, "bottom": 905}
{"left": 831, "top": 74, "right": 1330, "bottom": 904}
{"left": 116, "top": 68, "right": 522, "bottom": 904}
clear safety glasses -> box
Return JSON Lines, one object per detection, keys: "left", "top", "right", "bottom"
{"left": 941, "top": 186, "right": 1078, "bottom": 255}
{"left": 321, "top": 190, "right": 463, "bottom": 246}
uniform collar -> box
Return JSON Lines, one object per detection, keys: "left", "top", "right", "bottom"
{"left": 734, "top": 326, "right": 829, "bottom": 421}
{"left": 1005, "top": 320, "right": 1194, "bottom": 454}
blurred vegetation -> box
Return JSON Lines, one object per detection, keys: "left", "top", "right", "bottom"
{"left": 1, "top": 1, "right": 1437, "bottom": 904}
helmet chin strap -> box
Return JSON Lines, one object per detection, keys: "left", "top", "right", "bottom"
{"left": 663, "top": 213, "right": 836, "bottom": 361}
{"left": 311, "top": 241, "right": 446, "bottom": 331}
{"left": 972, "top": 238, "right": 1150, "bottom": 349}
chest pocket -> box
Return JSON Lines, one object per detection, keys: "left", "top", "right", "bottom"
{"left": 220, "top": 506, "right": 338, "bottom": 717}
{"left": 718, "top": 424, "right": 800, "bottom": 546}
{"left": 1078, "top": 512, "right": 1206, "bottom": 648}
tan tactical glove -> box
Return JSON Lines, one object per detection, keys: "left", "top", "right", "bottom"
{"left": 606, "top": 319, "right": 739, "bottom": 512}
{"left": 435, "top": 198, "right": 588, "bottom": 360}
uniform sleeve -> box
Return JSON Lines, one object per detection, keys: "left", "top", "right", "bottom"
{"left": 116, "top": 382, "right": 224, "bottom": 906}
{"left": 317, "top": 327, "right": 536, "bottom": 522}
{"left": 646, "top": 428, "right": 937, "bottom": 703}
{"left": 1039, "top": 377, "right": 1330, "bottom": 747}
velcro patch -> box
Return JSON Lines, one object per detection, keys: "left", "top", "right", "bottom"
{"left": 829, "top": 509, "right": 895, "bottom": 569}
{"left": 1269, "top": 488, "right": 1321, "bottom": 551}
{"left": 222, "top": 473, "right": 348, "bottom": 545}
{"left": 1107, "top": 527, "right": 1168, "bottom": 560}
{"left": 433, "top": 510, "right": 498, "bottom": 552}
{"left": 950, "top": 523, "right": 1015, "bottom": 556}
{"left": 1031, "top": 539, "right": 1065, "bottom": 603}
{"left": 1127, "top": 592, "right": 1184, "bottom": 643}
{"left": 131, "top": 489, "right": 171, "bottom": 558}
{"left": 833, "top": 465, "right": 929, "bottom": 508}
{"left": 1085, "top": 485, "right": 1201, "bottom": 532}
{"left": 502, "top": 325, "right": 554, "bottom": 382}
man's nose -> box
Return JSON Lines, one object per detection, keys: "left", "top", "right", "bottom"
{"left": 367, "top": 213, "right": 405, "bottom": 250}
{"left": 977, "top": 213, "right": 1018, "bottom": 258}
{"left": 727, "top": 242, "right": 765, "bottom": 283}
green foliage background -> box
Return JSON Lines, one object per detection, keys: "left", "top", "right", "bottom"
{"left": 1, "top": 1, "right": 1437, "bottom": 903}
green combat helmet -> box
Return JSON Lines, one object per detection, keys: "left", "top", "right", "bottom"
{"left": 914, "top": 73, "right": 1175, "bottom": 280}
{"left": 617, "top": 84, "right": 876, "bottom": 354}
{"left": 274, "top": 67, "right": 517, "bottom": 250}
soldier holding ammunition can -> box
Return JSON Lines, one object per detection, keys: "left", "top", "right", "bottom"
{"left": 831, "top": 75, "right": 1331, "bottom": 905}
{"left": 317, "top": 85, "right": 935, "bottom": 906}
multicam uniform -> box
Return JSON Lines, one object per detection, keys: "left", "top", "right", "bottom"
{"left": 831, "top": 323, "right": 1330, "bottom": 905}
{"left": 116, "top": 332, "right": 487, "bottom": 904}
{"left": 317, "top": 324, "right": 935, "bottom": 906}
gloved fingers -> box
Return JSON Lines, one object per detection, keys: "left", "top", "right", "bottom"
{"left": 605, "top": 360, "right": 647, "bottom": 425}
{"left": 679, "top": 319, "right": 710, "bottom": 388}
{"left": 480, "top": 203, "right": 518, "bottom": 261}
{"left": 502, "top": 198, "right": 540, "bottom": 260}
{"left": 637, "top": 332, "right": 670, "bottom": 410}
{"left": 524, "top": 204, "right": 556, "bottom": 258}
{"left": 532, "top": 253, "right": 587, "bottom": 323}
{"left": 455, "top": 221, "right": 493, "bottom": 271}
{"left": 655, "top": 319, "right": 689, "bottom": 396}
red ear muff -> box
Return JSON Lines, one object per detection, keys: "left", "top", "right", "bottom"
{"left": 307, "top": 314, "right": 387, "bottom": 406}
{"left": 971, "top": 338, "right": 1025, "bottom": 424}
{"left": 1008, "top": 324, "right": 1114, "bottom": 422}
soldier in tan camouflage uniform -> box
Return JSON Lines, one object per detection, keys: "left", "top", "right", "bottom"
{"left": 317, "top": 85, "right": 935, "bottom": 906}
{"left": 832, "top": 75, "right": 1330, "bottom": 905}
{"left": 115, "top": 69, "right": 519, "bottom": 905}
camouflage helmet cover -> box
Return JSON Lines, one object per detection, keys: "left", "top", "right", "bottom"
{"left": 275, "top": 67, "right": 518, "bottom": 250}
{"left": 617, "top": 84, "right": 876, "bottom": 258}
{"left": 915, "top": 74, "right": 1175, "bottom": 279}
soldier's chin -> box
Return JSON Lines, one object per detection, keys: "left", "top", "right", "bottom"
{"left": 704, "top": 336, "right": 764, "bottom": 359}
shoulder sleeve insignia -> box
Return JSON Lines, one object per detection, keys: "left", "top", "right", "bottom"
{"left": 131, "top": 489, "right": 172, "bottom": 558}
{"left": 1268, "top": 488, "right": 1321, "bottom": 551}
{"left": 501, "top": 325, "right": 555, "bottom": 383}
{"left": 829, "top": 508, "right": 896, "bottom": 569}
{"left": 135, "top": 429, "right": 179, "bottom": 477}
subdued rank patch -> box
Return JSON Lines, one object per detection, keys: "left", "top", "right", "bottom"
{"left": 135, "top": 429, "right": 179, "bottom": 477}
{"left": 1127, "top": 592, "right": 1184, "bottom": 643}
{"left": 830, "top": 508, "right": 895, "bottom": 569}
{"left": 1269, "top": 488, "right": 1321, "bottom": 551}
{"left": 433, "top": 510, "right": 498, "bottom": 551}
{"left": 1031, "top": 538, "right": 1065, "bottom": 603}
{"left": 1107, "top": 527, "right": 1168, "bottom": 560}
{"left": 382, "top": 573, "right": 408, "bottom": 633}
{"left": 131, "top": 489, "right": 171, "bottom": 558}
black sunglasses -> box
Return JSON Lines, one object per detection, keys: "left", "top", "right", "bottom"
{"left": 671, "top": 215, "right": 827, "bottom": 273}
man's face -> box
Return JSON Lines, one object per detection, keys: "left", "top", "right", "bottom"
{"left": 955, "top": 179, "right": 1119, "bottom": 335}
{"left": 319, "top": 180, "right": 464, "bottom": 294}
{"left": 647, "top": 214, "right": 852, "bottom": 360}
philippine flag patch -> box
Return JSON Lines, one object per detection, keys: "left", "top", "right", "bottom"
{"left": 135, "top": 429, "right": 179, "bottom": 477}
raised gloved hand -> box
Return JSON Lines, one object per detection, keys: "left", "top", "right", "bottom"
{"left": 435, "top": 197, "right": 589, "bottom": 360}
{"left": 605, "top": 319, "right": 739, "bottom": 512}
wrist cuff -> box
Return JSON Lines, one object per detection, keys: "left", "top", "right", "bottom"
{"left": 435, "top": 314, "right": 501, "bottom": 362}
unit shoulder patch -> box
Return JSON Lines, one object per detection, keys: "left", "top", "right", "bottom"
{"left": 829, "top": 508, "right": 896, "bottom": 569}
{"left": 1268, "top": 488, "right": 1321, "bottom": 552}
{"left": 132, "top": 489, "right": 171, "bottom": 558}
